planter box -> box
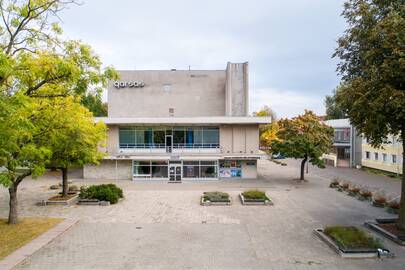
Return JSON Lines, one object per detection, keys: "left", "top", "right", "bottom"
{"left": 372, "top": 201, "right": 385, "bottom": 207}
{"left": 43, "top": 194, "right": 78, "bottom": 206}
{"left": 385, "top": 207, "right": 399, "bottom": 215}
{"left": 239, "top": 193, "right": 273, "bottom": 205}
{"left": 200, "top": 196, "right": 231, "bottom": 206}
{"left": 314, "top": 228, "right": 380, "bottom": 258}
{"left": 77, "top": 199, "right": 110, "bottom": 206}
{"left": 365, "top": 219, "right": 405, "bottom": 246}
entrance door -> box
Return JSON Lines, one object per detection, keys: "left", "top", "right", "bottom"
{"left": 165, "top": 135, "right": 173, "bottom": 153}
{"left": 169, "top": 164, "right": 181, "bottom": 182}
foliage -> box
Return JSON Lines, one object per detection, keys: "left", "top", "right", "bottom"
{"left": 324, "top": 89, "right": 346, "bottom": 120}
{"left": 79, "top": 184, "right": 124, "bottom": 204}
{"left": 68, "top": 185, "right": 79, "bottom": 192}
{"left": 80, "top": 92, "right": 108, "bottom": 117}
{"left": 0, "top": 218, "right": 62, "bottom": 260}
{"left": 271, "top": 110, "right": 334, "bottom": 180}
{"left": 242, "top": 190, "right": 269, "bottom": 201}
{"left": 203, "top": 191, "right": 230, "bottom": 202}
{"left": 324, "top": 226, "right": 383, "bottom": 249}
{"left": 334, "top": 0, "right": 405, "bottom": 228}
{"left": 254, "top": 105, "right": 277, "bottom": 120}
{"left": 254, "top": 105, "right": 277, "bottom": 147}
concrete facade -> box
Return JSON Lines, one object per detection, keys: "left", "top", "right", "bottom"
{"left": 85, "top": 62, "right": 270, "bottom": 181}
{"left": 362, "top": 135, "right": 403, "bottom": 175}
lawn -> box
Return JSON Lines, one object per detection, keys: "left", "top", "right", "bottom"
{"left": 0, "top": 218, "right": 63, "bottom": 260}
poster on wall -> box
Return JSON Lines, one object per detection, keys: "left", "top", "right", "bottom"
{"left": 220, "top": 168, "right": 241, "bottom": 177}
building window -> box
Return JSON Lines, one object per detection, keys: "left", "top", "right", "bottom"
{"left": 382, "top": 153, "right": 387, "bottom": 162}
{"left": 119, "top": 127, "right": 219, "bottom": 149}
{"left": 219, "top": 160, "right": 242, "bottom": 178}
{"left": 392, "top": 155, "right": 397, "bottom": 164}
{"left": 365, "top": 151, "right": 370, "bottom": 159}
{"left": 374, "top": 152, "right": 378, "bottom": 161}
{"left": 334, "top": 128, "right": 350, "bottom": 143}
{"left": 182, "top": 160, "right": 218, "bottom": 179}
{"left": 133, "top": 160, "right": 169, "bottom": 179}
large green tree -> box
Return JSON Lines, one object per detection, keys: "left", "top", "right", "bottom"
{"left": 324, "top": 89, "right": 346, "bottom": 120}
{"left": 271, "top": 111, "right": 334, "bottom": 181}
{"left": 334, "top": 0, "right": 405, "bottom": 229}
{"left": 0, "top": 0, "right": 116, "bottom": 224}
{"left": 46, "top": 96, "right": 107, "bottom": 197}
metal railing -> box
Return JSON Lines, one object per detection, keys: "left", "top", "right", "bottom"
{"left": 119, "top": 143, "right": 219, "bottom": 149}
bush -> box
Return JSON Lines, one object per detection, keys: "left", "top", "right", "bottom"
{"left": 373, "top": 192, "right": 387, "bottom": 205}
{"left": 324, "top": 226, "right": 383, "bottom": 249}
{"left": 203, "top": 191, "right": 230, "bottom": 202}
{"left": 329, "top": 178, "right": 339, "bottom": 188}
{"left": 242, "top": 190, "right": 269, "bottom": 200}
{"left": 387, "top": 200, "right": 400, "bottom": 209}
{"left": 359, "top": 188, "right": 372, "bottom": 198}
{"left": 79, "top": 184, "right": 124, "bottom": 204}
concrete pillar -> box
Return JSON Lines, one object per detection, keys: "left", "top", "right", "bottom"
{"left": 225, "top": 62, "right": 249, "bottom": 116}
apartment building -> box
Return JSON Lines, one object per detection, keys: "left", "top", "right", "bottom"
{"left": 362, "top": 135, "right": 403, "bottom": 175}
{"left": 83, "top": 62, "right": 271, "bottom": 181}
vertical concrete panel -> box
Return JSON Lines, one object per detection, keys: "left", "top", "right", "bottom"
{"left": 107, "top": 125, "right": 118, "bottom": 155}
{"left": 225, "top": 62, "right": 249, "bottom": 116}
{"left": 245, "top": 125, "right": 259, "bottom": 154}
{"left": 220, "top": 125, "right": 233, "bottom": 154}
{"left": 232, "top": 125, "right": 246, "bottom": 153}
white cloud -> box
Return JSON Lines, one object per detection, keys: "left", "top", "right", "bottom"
{"left": 250, "top": 88, "right": 325, "bottom": 119}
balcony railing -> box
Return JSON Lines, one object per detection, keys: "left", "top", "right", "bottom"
{"left": 119, "top": 143, "right": 220, "bottom": 150}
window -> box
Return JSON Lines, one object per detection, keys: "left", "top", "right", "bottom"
{"left": 374, "top": 152, "right": 379, "bottom": 161}
{"left": 382, "top": 153, "right": 387, "bottom": 162}
{"left": 133, "top": 160, "right": 169, "bottom": 179}
{"left": 365, "top": 151, "right": 370, "bottom": 159}
{"left": 392, "top": 155, "right": 397, "bottom": 164}
{"left": 182, "top": 160, "right": 218, "bottom": 179}
{"left": 334, "top": 128, "right": 350, "bottom": 143}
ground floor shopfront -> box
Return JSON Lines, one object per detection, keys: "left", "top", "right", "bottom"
{"left": 84, "top": 158, "right": 258, "bottom": 181}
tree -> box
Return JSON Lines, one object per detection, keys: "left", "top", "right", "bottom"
{"left": 0, "top": 0, "right": 117, "bottom": 224}
{"left": 46, "top": 96, "right": 106, "bottom": 197}
{"left": 254, "top": 105, "right": 277, "bottom": 148}
{"left": 324, "top": 89, "right": 346, "bottom": 120}
{"left": 271, "top": 111, "right": 334, "bottom": 180}
{"left": 81, "top": 92, "right": 108, "bottom": 116}
{"left": 334, "top": 0, "right": 405, "bottom": 229}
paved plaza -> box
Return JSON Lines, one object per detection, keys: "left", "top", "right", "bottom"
{"left": 0, "top": 160, "right": 404, "bottom": 270}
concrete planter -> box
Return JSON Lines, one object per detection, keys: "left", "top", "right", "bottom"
{"left": 385, "top": 207, "right": 399, "bottom": 215}
{"left": 372, "top": 200, "right": 386, "bottom": 208}
{"left": 78, "top": 199, "right": 111, "bottom": 206}
{"left": 239, "top": 193, "right": 273, "bottom": 205}
{"left": 365, "top": 219, "right": 405, "bottom": 246}
{"left": 314, "top": 228, "right": 380, "bottom": 258}
{"left": 200, "top": 196, "right": 231, "bottom": 206}
{"left": 42, "top": 194, "right": 79, "bottom": 206}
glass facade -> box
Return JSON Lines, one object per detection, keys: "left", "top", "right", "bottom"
{"left": 133, "top": 160, "right": 168, "bottom": 178}
{"left": 219, "top": 160, "right": 242, "bottom": 178}
{"left": 120, "top": 126, "right": 219, "bottom": 149}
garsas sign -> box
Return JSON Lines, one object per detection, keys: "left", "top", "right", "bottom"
{"left": 113, "top": 81, "right": 145, "bottom": 89}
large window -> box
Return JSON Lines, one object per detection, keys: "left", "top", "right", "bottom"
{"left": 182, "top": 160, "right": 218, "bottom": 179}
{"left": 334, "top": 128, "right": 350, "bottom": 143}
{"left": 119, "top": 127, "right": 219, "bottom": 149}
{"left": 133, "top": 160, "right": 168, "bottom": 179}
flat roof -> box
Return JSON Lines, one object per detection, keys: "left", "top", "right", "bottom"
{"left": 324, "top": 118, "right": 350, "bottom": 128}
{"left": 96, "top": 117, "right": 272, "bottom": 125}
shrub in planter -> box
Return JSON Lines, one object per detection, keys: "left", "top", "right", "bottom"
{"left": 386, "top": 200, "right": 400, "bottom": 215}
{"left": 203, "top": 191, "right": 230, "bottom": 202}
{"left": 242, "top": 190, "right": 269, "bottom": 201}
{"left": 372, "top": 192, "right": 387, "bottom": 207}
{"left": 79, "top": 184, "right": 124, "bottom": 204}
{"left": 50, "top": 184, "right": 60, "bottom": 190}
{"left": 348, "top": 185, "right": 360, "bottom": 196}
{"left": 359, "top": 188, "right": 372, "bottom": 201}
{"left": 338, "top": 181, "right": 350, "bottom": 192}
{"left": 329, "top": 178, "right": 339, "bottom": 188}
{"left": 324, "top": 226, "right": 383, "bottom": 250}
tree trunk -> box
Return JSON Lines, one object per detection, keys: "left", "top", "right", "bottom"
{"left": 62, "top": 167, "right": 68, "bottom": 197}
{"left": 397, "top": 132, "right": 405, "bottom": 230}
{"left": 300, "top": 154, "right": 308, "bottom": 180}
{"left": 8, "top": 184, "right": 18, "bottom": 224}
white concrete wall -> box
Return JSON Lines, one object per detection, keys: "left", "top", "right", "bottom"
{"left": 219, "top": 124, "right": 259, "bottom": 154}
{"left": 84, "top": 160, "right": 132, "bottom": 180}
{"left": 242, "top": 160, "right": 257, "bottom": 179}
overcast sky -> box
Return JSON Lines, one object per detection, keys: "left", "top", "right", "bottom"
{"left": 60, "top": 0, "right": 346, "bottom": 118}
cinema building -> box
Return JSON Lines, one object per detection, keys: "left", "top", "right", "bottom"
{"left": 84, "top": 62, "right": 271, "bottom": 181}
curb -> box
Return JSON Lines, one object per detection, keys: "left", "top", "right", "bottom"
{"left": 0, "top": 219, "right": 78, "bottom": 270}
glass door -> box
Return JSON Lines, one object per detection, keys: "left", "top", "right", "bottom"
{"left": 165, "top": 135, "right": 173, "bottom": 153}
{"left": 169, "top": 164, "right": 181, "bottom": 182}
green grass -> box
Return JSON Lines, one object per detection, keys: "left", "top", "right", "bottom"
{"left": 242, "top": 190, "right": 269, "bottom": 200}
{"left": 203, "top": 191, "right": 230, "bottom": 202}
{"left": 0, "top": 218, "right": 63, "bottom": 260}
{"left": 362, "top": 166, "right": 402, "bottom": 180}
{"left": 324, "top": 226, "right": 383, "bottom": 250}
